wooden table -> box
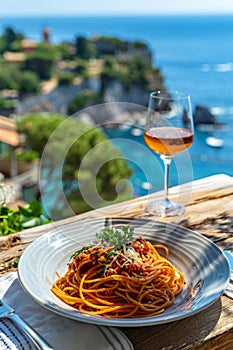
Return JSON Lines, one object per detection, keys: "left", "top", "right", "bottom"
{"left": 1, "top": 174, "right": 233, "bottom": 349}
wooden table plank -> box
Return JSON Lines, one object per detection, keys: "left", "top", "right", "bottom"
{"left": 122, "top": 297, "right": 233, "bottom": 350}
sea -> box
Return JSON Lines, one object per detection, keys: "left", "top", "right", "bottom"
{"left": 1, "top": 14, "right": 233, "bottom": 196}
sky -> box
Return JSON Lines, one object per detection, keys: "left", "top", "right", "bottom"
{"left": 1, "top": 0, "right": 233, "bottom": 16}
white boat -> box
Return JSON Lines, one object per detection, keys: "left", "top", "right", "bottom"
{"left": 141, "top": 182, "right": 152, "bottom": 190}
{"left": 130, "top": 128, "right": 143, "bottom": 136}
{"left": 205, "top": 136, "right": 224, "bottom": 148}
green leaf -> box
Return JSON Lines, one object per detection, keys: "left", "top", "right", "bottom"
{"left": 39, "top": 215, "right": 51, "bottom": 225}
{"left": 96, "top": 225, "right": 134, "bottom": 250}
{"left": 0, "top": 200, "right": 51, "bottom": 236}
{"left": 0, "top": 206, "right": 11, "bottom": 215}
{"left": 29, "top": 199, "right": 43, "bottom": 216}
{"left": 22, "top": 217, "right": 40, "bottom": 228}
{"left": 18, "top": 205, "right": 32, "bottom": 217}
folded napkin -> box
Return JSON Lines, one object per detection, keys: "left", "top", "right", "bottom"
{"left": 224, "top": 271, "right": 233, "bottom": 299}
{"left": 224, "top": 250, "right": 233, "bottom": 299}
{"left": 0, "top": 272, "right": 133, "bottom": 350}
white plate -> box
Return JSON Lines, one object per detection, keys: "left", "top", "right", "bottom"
{"left": 18, "top": 218, "right": 230, "bottom": 327}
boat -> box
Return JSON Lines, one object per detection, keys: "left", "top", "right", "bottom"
{"left": 141, "top": 182, "right": 152, "bottom": 190}
{"left": 130, "top": 127, "right": 143, "bottom": 136}
{"left": 205, "top": 137, "right": 224, "bottom": 148}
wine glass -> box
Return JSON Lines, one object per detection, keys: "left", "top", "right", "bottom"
{"left": 144, "top": 90, "right": 194, "bottom": 216}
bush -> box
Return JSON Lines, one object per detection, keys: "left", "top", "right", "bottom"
{"left": 74, "top": 58, "right": 88, "bottom": 76}
{"left": 16, "top": 113, "right": 65, "bottom": 154}
{"left": 133, "top": 41, "right": 148, "bottom": 50}
{"left": 123, "top": 56, "right": 149, "bottom": 88}
{"left": 94, "top": 36, "right": 125, "bottom": 55}
{"left": 0, "top": 69, "right": 18, "bottom": 90}
{"left": 56, "top": 43, "right": 74, "bottom": 60}
{"left": 0, "top": 37, "right": 6, "bottom": 54}
{"left": 23, "top": 44, "right": 57, "bottom": 80}
{"left": 104, "top": 55, "right": 116, "bottom": 68}
{"left": 0, "top": 63, "right": 40, "bottom": 93}
{"left": 57, "top": 71, "right": 74, "bottom": 86}
{"left": 0, "top": 198, "right": 51, "bottom": 236}
{"left": 100, "top": 56, "right": 150, "bottom": 91}
{"left": 67, "top": 90, "right": 100, "bottom": 115}
{"left": 15, "top": 149, "right": 39, "bottom": 162}
{"left": 1, "top": 27, "right": 24, "bottom": 52}
{"left": 18, "top": 71, "right": 40, "bottom": 94}
{"left": 0, "top": 96, "right": 16, "bottom": 109}
{"left": 23, "top": 54, "right": 53, "bottom": 80}
{"left": 75, "top": 36, "right": 96, "bottom": 59}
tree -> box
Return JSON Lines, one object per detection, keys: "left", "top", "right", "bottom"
{"left": 75, "top": 36, "right": 96, "bottom": 59}
{"left": 67, "top": 90, "right": 100, "bottom": 115}
{"left": 16, "top": 113, "right": 133, "bottom": 215}
{"left": 74, "top": 58, "right": 88, "bottom": 76}
{"left": 0, "top": 68, "right": 17, "bottom": 90}
{"left": 23, "top": 43, "right": 57, "bottom": 80}
{"left": 57, "top": 71, "right": 74, "bottom": 86}
{"left": 17, "top": 113, "right": 64, "bottom": 154}
{"left": 18, "top": 71, "right": 40, "bottom": 94}
{"left": 0, "top": 62, "right": 40, "bottom": 93}
{"left": 99, "top": 55, "right": 151, "bottom": 92}
{"left": 1, "top": 27, "right": 24, "bottom": 51}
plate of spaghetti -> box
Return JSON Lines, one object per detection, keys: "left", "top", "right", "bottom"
{"left": 18, "top": 218, "right": 230, "bottom": 327}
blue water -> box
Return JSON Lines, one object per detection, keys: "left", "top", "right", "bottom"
{"left": 1, "top": 15, "right": 233, "bottom": 194}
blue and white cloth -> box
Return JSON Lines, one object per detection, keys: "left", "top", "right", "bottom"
{"left": 0, "top": 272, "right": 133, "bottom": 350}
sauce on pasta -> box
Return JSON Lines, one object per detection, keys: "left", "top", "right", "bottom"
{"left": 51, "top": 228, "right": 185, "bottom": 318}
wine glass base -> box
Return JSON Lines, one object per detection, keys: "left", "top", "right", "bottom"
{"left": 145, "top": 200, "right": 185, "bottom": 217}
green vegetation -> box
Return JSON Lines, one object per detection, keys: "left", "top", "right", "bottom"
{"left": 17, "top": 71, "right": 40, "bottom": 93}
{"left": 0, "top": 27, "right": 24, "bottom": 53}
{"left": 0, "top": 96, "right": 16, "bottom": 109}
{"left": 16, "top": 113, "right": 133, "bottom": 215}
{"left": 57, "top": 71, "right": 74, "bottom": 86}
{"left": 16, "top": 113, "right": 65, "bottom": 154}
{"left": 15, "top": 149, "right": 39, "bottom": 162}
{"left": 74, "top": 58, "right": 89, "bottom": 76}
{"left": 0, "top": 64, "right": 19, "bottom": 90}
{"left": 75, "top": 36, "right": 96, "bottom": 59}
{"left": 101, "top": 55, "right": 166, "bottom": 91}
{"left": 67, "top": 89, "right": 101, "bottom": 114}
{"left": 0, "top": 62, "right": 40, "bottom": 93}
{"left": 102, "top": 56, "right": 150, "bottom": 90}
{"left": 0, "top": 27, "right": 166, "bottom": 221}
{"left": 0, "top": 27, "right": 165, "bottom": 102}
{"left": 96, "top": 225, "right": 134, "bottom": 250}
{"left": 56, "top": 42, "right": 74, "bottom": 60}
{"left": 22, "top": 43, "right": 57, "bottom": 80}
{"left": 0, "top": 199, "right": 51, "bottom": 236}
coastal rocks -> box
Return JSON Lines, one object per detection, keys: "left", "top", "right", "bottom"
{"left": 16, "top": 79, "right": 149, "bottom": 117}
{"left": 73, "top": 80, "right": 150, "bottom": 126}
{"left": 75, "top": 102, "right": 146, "bottom": 127}
{"left": 104, "top": 80, "right": 149, "bottom": 106}
{"left": 16, "top": 82, "right": 88, "bottom": 115}
{"left": 193, "top": 105, "right": 222, "bottom": 127}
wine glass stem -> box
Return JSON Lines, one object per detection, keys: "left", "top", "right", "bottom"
{"left": 161, "top": 156, "right": 172, "bottom": 202}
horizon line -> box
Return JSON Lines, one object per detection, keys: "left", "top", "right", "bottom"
{"left": 1, "top": 12, "right": 233, "bottom": 17}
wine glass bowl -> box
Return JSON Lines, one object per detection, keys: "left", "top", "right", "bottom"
{"left": 144, "top": 90, "right": 194, "bottom": 217}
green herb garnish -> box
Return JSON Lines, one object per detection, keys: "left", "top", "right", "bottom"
{"left": 69, "top": 226, "right": 134, "bottom": 266}
{"left": 69, "top": 244, "right": 93, "bottom": 261}
{"left": 96, "top": 225, "right": 134, "bottom": 250}
{"left": 106, "top": 249, "right": 118, "bottom": 258}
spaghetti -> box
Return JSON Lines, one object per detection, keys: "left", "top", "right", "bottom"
{"left": 52, "top": 229, "right": 185, "bottom": 318}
